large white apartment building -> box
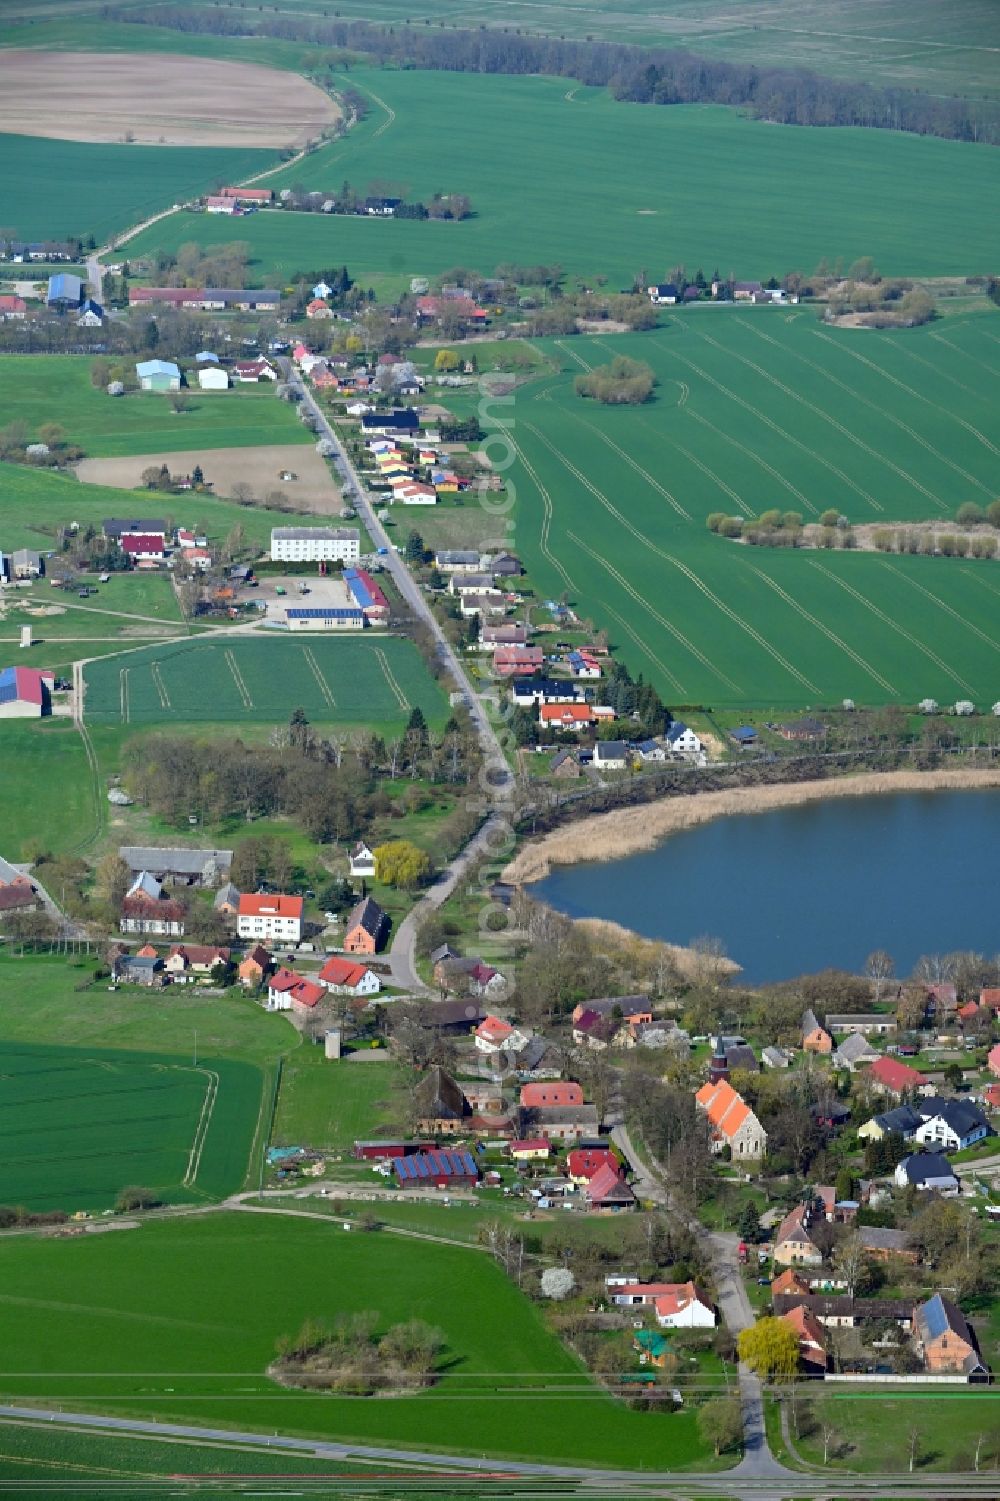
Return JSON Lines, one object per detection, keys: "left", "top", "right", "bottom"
{"left": 236, "top": 893, "right": 304, "bottom": 945}
{"left": 270, "top": 527, "right": 360, "bottom": 563}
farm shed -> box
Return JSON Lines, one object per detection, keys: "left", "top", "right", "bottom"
{"left": 391, "top": 1149, "right": 480, "bottom": 1188}
{"left": 136, "top": 359, "right": 181, "bottom": 392}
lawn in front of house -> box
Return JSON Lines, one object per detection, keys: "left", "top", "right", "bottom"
{"left": 795, "top": 1390, "right": 1000, "bottom": 1472}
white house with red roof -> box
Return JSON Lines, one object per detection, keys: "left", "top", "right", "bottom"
{"left": 237, "top": 892, "right": 303, "bottom": 944}
{"left": 266, "top": 967, "right": 324, "bottom": 1015}
{"left": 567, "top": 1147, "right": 619, "bottom": 1184}
{"left": 318, "top": 954, "right": 380, "bottom": 997}
{"left": 611, "top": 1281, "right": 714, "bottom": 1323}
{"left": 652, "top": 1282, "right": 715, "bottom": 1329}
{"left": 475, "top": 1014, "right": 529, "bottom": 1054}
{"left": 120, "top": 534, "right": 165, "bottom": 566}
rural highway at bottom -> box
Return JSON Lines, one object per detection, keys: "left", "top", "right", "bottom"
{"left": 0, "top": 1402, "right": 997, "bottom": 1498}
{"left": 287, "top": 367, "right": 512, "bottom": 991}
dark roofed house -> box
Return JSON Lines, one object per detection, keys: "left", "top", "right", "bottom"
{"left": 103, "top": 519, "right": 167, "bottom": 542}
{"left": 344, "top": 895, "right": 388, "bottom": 954}
{"left": 520, "top": 1103, "right": 600, "bottom": 1141}
{"left": 417, "top": 997, "right": 488, "bottom": 1031}
{"left": 360, "top": 409, "right": 420, "bottom": 435}
{"left": 414, "top": 1066, "right": 470, "bottom": 1134}
{"left": 114, "top": 952, "right": 165, "bottom": 987}
{"left": 777, "top": 717, "right": 827, "bottom": 742}
{"left": 730, "top": 725, "right": 758, "bottom": 747}
{"left": 119, "top": 846, "right": 232, "bottom": 887}
{"left": 858, "top": 1226, "right": 918, "bottom": 1262}
{"left": 894, "top": 1152, "right": 959, "bottom": 1193}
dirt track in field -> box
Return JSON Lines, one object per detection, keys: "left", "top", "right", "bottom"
{"left": 0, "top": 51, "right": 340, "bottom": 147}
{"left": 76, "top": 445, "right": 342, "bottom": 515}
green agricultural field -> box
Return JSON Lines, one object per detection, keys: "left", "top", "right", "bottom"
{"left": 0, "top": 956, "right": 296, "bottom": 1207}
{"left": 0, "top": 357, "right": 311, "bottom": 459}
{"left": 0, "top": 1422, "right": 358, "bottom": 1488}
{"left": 504, "top": 309, "right": 1000, "bottom": 709}
{"left": 0, "top": 721, "right": 95, "bottom": 858}
{"left": 199, "top": 0, "right": 1000, "bottom": 100}
{"left": 0, "top": 1212, "right": 718, "bottom": 1469}
{"left": 125, "top": 71, "right": 1000, "bottom": 285}
{"left": 2, "top": 133, "right": 277, "bottom": 244}
{"left": 7, "top": 4, "right": 1000, "bottom": 102}
{"left": 0, "top": 462, "right": 306, "bottom": 551}
{"left": 0, "top": 1040, "right": 262, "bottom": 1212}
{"left": 83, "top": 634, "right": 450, "bottom": 732}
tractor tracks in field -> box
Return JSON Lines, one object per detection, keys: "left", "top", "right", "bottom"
{"left": 739, "top": 318, "right": 956, "bottom": 509}
{"left": 527, "top": 421, "right": 817, "bottom": 694}
{"left": 808, "top": 560, "right": 975, "bottom": 694}
{"left": 810, "top": 327, "right": 999, "bottom": 486}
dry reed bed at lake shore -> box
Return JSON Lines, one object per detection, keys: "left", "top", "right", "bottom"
{"left": 504, "top": 768, "right": 1000, "bottom": 884}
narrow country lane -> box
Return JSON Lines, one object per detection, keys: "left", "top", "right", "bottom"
{"left": 286, "top": 366, "right": 513, "bottom": 992}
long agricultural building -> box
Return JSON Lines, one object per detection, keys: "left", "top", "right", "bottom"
{"left": 129, "top": 288, "right": 281, "bottom": 311}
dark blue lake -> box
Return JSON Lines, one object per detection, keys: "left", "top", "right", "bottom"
{"left": 534, "top": 789, "right": 1000, "bottom": 983}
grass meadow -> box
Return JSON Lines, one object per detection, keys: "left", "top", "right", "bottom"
{"left": 504, "top": 308, "right": 1000, "bottom": 709}
{"left": 0, "top": 462, "right": 306, "bottom": 551}
{"left": 0, "top": 358, "right": 311, "bottom": 459}
{"left": 1, "top": 133, "right": 277, "bottom": 244}
{"left": 83, "top": 634, "right": 450, "bottom": 733}
{"left": 0, "top": 722, "right": 96, "bottom": 858}
{"left": 0, "top": 1212, "right": 717, "bottom": 1469}
{"left": 272, "top": 1053, "right": 410, "bottom": 1153}
{"left": 125, "top": 70, "right": 1000, "bottom": 286}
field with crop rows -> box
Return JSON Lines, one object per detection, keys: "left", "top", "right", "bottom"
{"left": 124, "top": 71, "right": 1000, "bottom": 287}
{"left": 83, "top": 635, "right": 449, "bottom": 731}
{"left": 2, "top": 133, "right": 277, "bottom": 244}
{"left": 0, "top": 1212, "right": 717, "bottom": 1469}
{"left": 0, "top": 358, "right": 311, "bottom": 459}
{"left": 506, "top": 309, "right": 1000, "bottom": 709}
{"left": 0, "top": 1041, "right": 264, "bottom": 1211}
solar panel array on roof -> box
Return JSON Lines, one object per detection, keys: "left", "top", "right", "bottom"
{"left": 344, "top": 569, "right": 374, "bottom": 610}
{"left": 392, "top": 1150, "right": 478, "bottom": 1182}
{"left": 286, "top": 608, "right": 364, "bottom": 620}
{"left": 0, "top": 667, "right": 17, "bottom": 705}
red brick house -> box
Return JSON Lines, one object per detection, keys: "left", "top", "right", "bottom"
{"left": 343, "top": 895, "right": 387, "bottom": 954}
{"left": 912, "top": 1294, "right": 987, "bottom": 1377}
